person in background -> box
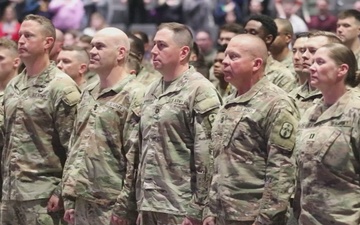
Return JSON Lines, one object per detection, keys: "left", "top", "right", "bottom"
{"left": 195, "top": 29, "right": 216, "bottom": 68}
{"left": 190, "top": 42, "right": 209, "bottom": 79}
{"left": 212, "top": 44, "right": 232, "bottom": 98}
{"left": 336, "top": 9, "right": 360, "bottom": 68}
{"left": 203, "top": 34, "right": 299, "bottom": 225}
{"left": 294, "top": 43, "right": 360, "bottom": 225}
{"left": 0, "top": 5, "right": 20, "bottom": 41}
{"left": 76, "top": 34, "right": 92, "bottom": 53}
{"left": 63, "top": 30, "right": 79, "bottom": 47}
{"left": 57, "top": 45, "right": 89, "bottom": 90}
{"left": 306, "top": 0, "right": 337, "bottom": 32}
{"left": 214, "top": 0, "right": 243, "bottom": 26}
{"left": 270, "top": 18, "right": 295, "bottom": 75}
{"left": 83, "top": 12, "right": 107, "bottom": 37}
{"left": 1, "top": 14, "right": 80, "bottom": 225}
{"left": 127, "top": 33, "right": 145, "bottom": 76}
{"left": 50, "top": 28, "right": 64, "bottom": 61}
{"left": 275, "top": 0, "right": 308, "bottom": 34}
{"left": 48, "top": 0, "right": 84, "bottom": 32}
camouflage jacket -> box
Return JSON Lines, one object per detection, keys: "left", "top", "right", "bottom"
{"left": 62, "top": 75, "right": 143, "bottom": 221}
{"left": 1, "top": 62, "right": 80, "bottom": 201}
{"left": 137, "top": 67, "right": 222, "bottom": 220}
{"left": 294, "top": 89, "right": 360, "bottom": 225}
{"left": 204, "top": 78, "right": 299, "bottom": 224}
{"left": 265, "top": 56, "right": 298, "bottom": 93}
{"left": 289, "top": 81, "right": 322, "bottom": 116}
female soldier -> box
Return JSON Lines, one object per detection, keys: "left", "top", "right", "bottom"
{"left": 294, "top": 43, "right": 360, "bottom": 225}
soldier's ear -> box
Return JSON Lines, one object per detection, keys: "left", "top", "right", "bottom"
{"left": 179, "top": 46, "right": 190, "bottom": 62}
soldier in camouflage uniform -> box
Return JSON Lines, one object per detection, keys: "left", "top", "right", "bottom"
{"left": 290, "top": 31, "right": 342, "bottom": 116}
{"left": 136, "top": 22, "right": 222, "bottom": 225}
{"left": 203, "top": 34, "right": 299, "bottom": 225}
{"left": 61, "top": 28, "right": 143, "bottom": 225}
{"left": 57, "top": 45, "right": 89, "bottom": 91}
{"left": 0, "top": 38, "right": 20, "bottom": 145}
{"left": 270, "top": 18, "right": 296, "bottom": 77}
{"left": 294, "top": 43, "right": 360, "bottom": 225}
{"left": 0, "top": 14, "right": 81, "bottom": 225}
{"left": 244, "top": 14, "right": 298, "bottom": 93}
{"left": 336, "top": 9, "right": 360, "bottom": 69}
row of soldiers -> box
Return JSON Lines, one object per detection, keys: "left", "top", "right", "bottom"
{"left": 0, "top": 9, "right": 360, "bottom": 225}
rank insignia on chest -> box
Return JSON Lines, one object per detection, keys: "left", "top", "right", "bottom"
{"left": 279, "top": 122, "right": 293, "bottom": 139}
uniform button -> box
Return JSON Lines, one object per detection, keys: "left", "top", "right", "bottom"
{"left": 155, "top": 108, "right": 160, "bottom": 113}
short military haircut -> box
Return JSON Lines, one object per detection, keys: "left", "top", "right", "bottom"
{"left": 79, "top": 34, "right": 92, "bottom": 44}
{"left": 338, "top": 9, "right": 360, "bottom": 22}
{"left": 219, "top": 23, "right": 244, "bottom": 35}
{"left": 321, "top": 43, "right": 360, "bottom": 87}
{"left": 61, "top": 45, "right": 89, "bottom": 64}
{"left": 275, "top": 18, "right": 293, "bottom": 36}
{"left": 158, "top": 22, "right": 194, "bottom": 49}
{"left": 128, "top": 33, "right": 145, "bottom": 62}
{"left": 295, "top": 32, "right": 309, "bottom": 39}
{"left": 23, "top": 14, "right": 55, "bottom": 40}
{"left": 308, "top": 31, "right": 342, "bottom": 44}
{"left": 0, "top": 38, "right": 18, "bottom": 56}
{"left": 127, "top": 55, "right": 142, "bottom": 75}
{"left": 246, "top": 14, "right": 278, "bottom": 44}
{"left": 132, "top": 31, "right": 149, "bottom": 44}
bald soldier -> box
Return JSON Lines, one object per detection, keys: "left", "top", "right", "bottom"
{"left": 57, "top": 46, "right": 89, "bottom": 90}
{"left": 62, "top": 27, "right": 144, "bottom": 225}
{"left": 203, "top": 34, "right": 299, "bottom": 225}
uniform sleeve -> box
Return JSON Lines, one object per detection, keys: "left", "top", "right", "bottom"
{"left": 202, "top": 144, "right": 220, "bottom": 220}
{"left": 52, "top": 85, "right": 81, "bottom": 197}
{"left": 186, "top": 88, "right": 222, "bottom": 220}
{"left": 112, "top": 89, "right": 144, "bottom": 222}
{"left": 255, "top": 99, "right": 299, "bottom": 225}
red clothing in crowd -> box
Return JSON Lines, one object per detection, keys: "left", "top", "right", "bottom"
{"left": 0, "top": 21, "right": 21, "bottom": 42}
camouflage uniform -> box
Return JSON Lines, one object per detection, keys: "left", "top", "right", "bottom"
{"left": 289, "top": 81, "right": 322, "bottom": 116}
{"left": 62, "top": 75, "right": 144, "bottom": 224}
{"left": 294, "top": 89, "right": 360, "bottom": 225}
{"left": 135, "top": 66, "right": 162, "bottom": 87}
{"left": 265, "top": 56, "right": 298, "bottom": 93}
{"left": 354, "top": 49, "right": 360, "bottom": 70}
{"left": 137, "top": 67, "right": 222, "bottom": 223}
{"left": 1, "top": 62, "right": 80, "bottom": 224}
{"left": 280, "top": 52, "right": 297, "bottom": 80}
{"left": 215, "top": 83, "right": 234, "bottom": 100}
{"left": 84, "top": 70, "right": 99, "bottom": 86}
{"left": 204, "top": 78, "right": 299, "bottom": 225}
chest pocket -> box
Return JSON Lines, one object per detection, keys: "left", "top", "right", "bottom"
{"left": 300, "top": 126, "right": 352, "bottom": 171}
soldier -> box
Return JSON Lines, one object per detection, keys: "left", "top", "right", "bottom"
{"left": 61, "top": 27, "right": 143, "bottom": 225}
{"left": 213, "top": 44, "right": 232, "bottom": 99}
{"left": 57, "top": 45, "right": 89, "bottom": 90}
{"left": 270, "top": 18, "right": 295, "bottom": 75}
{"left": 50, "top": 28, "right": 64, "bottom": 61}
{"left": 291, "top": 32, "right": 308, "bottom": 86}
{"left": 294, "top": 43, "right": 360, "bottom": 225}
{"left": 290, "top": 31, "right": 342, "bottom": 116}
{"left": 336, "top": 9, "right": 360, "bottom": 68}
{"left": 244, "top": 14, "right": 298, "bottom": 92}
{"left": 203, "top": 34, "right": 299, "bottom": 225}
{"left": 0, "top": 14, "right": 81, "bottom": 225}
{"left": 136, "top": 22, "right": 222, "bottom": 225}
{"left": 0, "top": 38, "right": 20, "bottom": 209}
